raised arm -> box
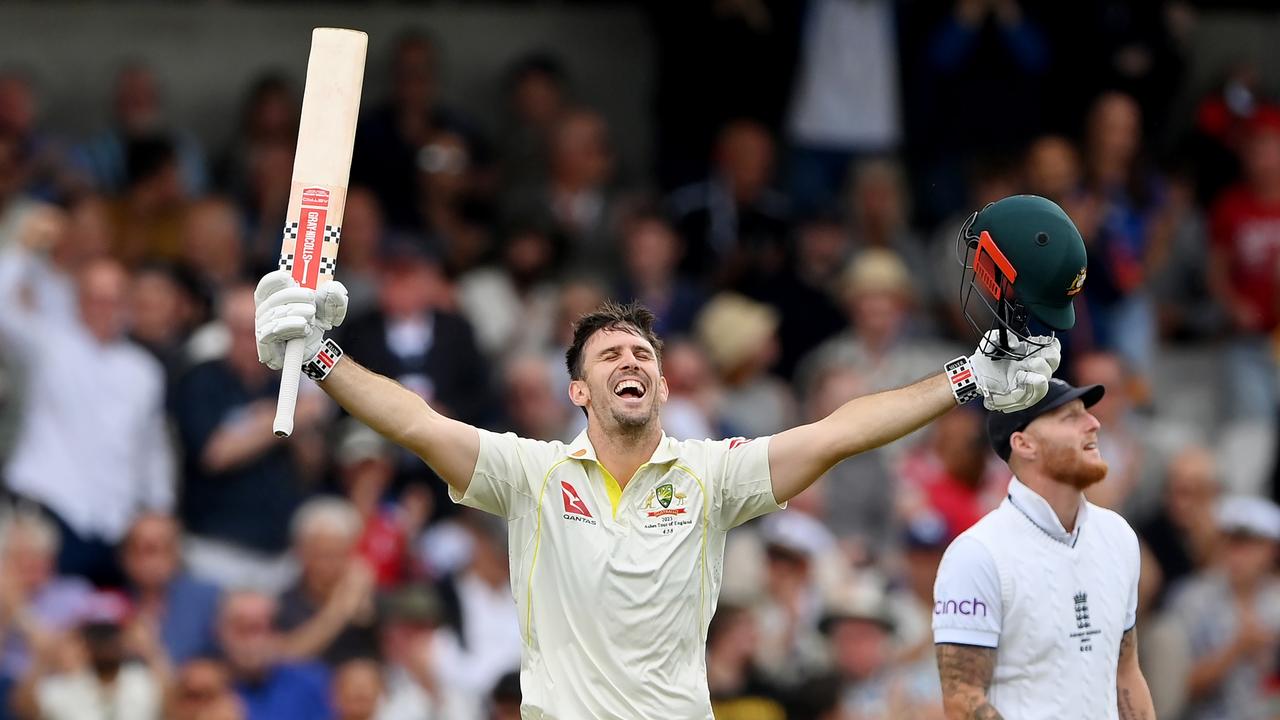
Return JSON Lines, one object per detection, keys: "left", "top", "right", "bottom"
{"left": 254, "top": 271, "right": 480, "bottom": 495}
{"left": 936, "top": 643, "right": 1003, "bottom": 720}
{"left": 1117, "top": 627, "right": 1155, "bottom": 720}
{"left": 768, "top": 334, "right": 1059, "bottom": 503}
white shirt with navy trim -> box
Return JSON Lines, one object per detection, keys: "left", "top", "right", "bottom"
{"left": 932, "top": 477, "right": 1140, "bottom": 719}
{"left": 451, "top": 429, "right": 782, "bottom": 720}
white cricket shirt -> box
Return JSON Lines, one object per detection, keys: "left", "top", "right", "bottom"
{"left": 932, "top": 477, "right": 1140, "bottom": 719}
{"left": 451, "top": 429, "right": 782, "bottom": 719}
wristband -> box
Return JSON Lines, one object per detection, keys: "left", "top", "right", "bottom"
{"left": 945, "top": 355, "right": 981, "bottom": 405}
{"left": 302, "top": 338, "right": 344, "bottom": 381}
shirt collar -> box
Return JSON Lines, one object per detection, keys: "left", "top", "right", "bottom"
{"left": 564, "top": 430, "right": 679, "bottom": 466}
{"left": 1006, "top": 476, "right": 1089, "bottom": 547}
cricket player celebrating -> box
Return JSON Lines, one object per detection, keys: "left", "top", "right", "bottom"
{"left": 254, "top": 195, "right": 1075, "bottom": 718}
{"left": 931, "top": 377, "right": 1157, "bottom": 719}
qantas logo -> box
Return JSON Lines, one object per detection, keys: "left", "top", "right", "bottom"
{"left": 561, "top": 481, "right": 596, "bottom": 525}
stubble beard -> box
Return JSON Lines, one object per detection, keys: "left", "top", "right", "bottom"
{"left": 1042, "top": 441, "right": 1109, "bottom": 490}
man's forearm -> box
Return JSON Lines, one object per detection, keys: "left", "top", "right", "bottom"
{"left": 826, "top": 373, "right": 956, "bottom": 458}
{"left": 1118, "top": 673, "right": 1155, "bottom": 720}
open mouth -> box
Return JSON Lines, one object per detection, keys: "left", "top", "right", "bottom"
{"left": 613, "top": 379, "right": 647, "bottom": 400}
{"left": 1084, "top": 441, "right": 1098, "bottom": 451}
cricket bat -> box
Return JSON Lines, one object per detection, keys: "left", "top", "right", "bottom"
{"left": 273, "top": 28, "right": 368, "bottom": 437}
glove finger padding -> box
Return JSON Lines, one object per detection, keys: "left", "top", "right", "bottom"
{"left": 254, "top": 270, "right": 297, "bottom": 306}
{"left": 315, "top": 281, "right": 349, "bottom": 331}
{"left": 257, "top": 315, "right": 311, "bottom": 345}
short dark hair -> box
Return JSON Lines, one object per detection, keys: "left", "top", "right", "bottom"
{"left": 564, "top": 300, "right": 662, "bottom": 380}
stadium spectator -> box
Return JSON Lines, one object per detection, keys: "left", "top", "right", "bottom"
{"left": 0, "top": 512, "right": 93, "bottom": 713}
{"left": 128, "top": 263, "right": 201, "bottom": 375}
{"left": 11, "top": 590, "right": 167, "bottom": 720}
{"left": 499, "top": 354, "right": 574, "bottom": 442}
{"left": 330, "top": 659, "right": 382, "bottom": 720}
{"left": 846, "top": 158, "right": 929, "bottom": 290}
{"left": 120, "top": 513, "right": 220, "bottom": 666}
{"left": 377, "top": 585, "right": 476, "bottom": 720}
{"left": 217, "top": 590, "right": 331, "bottom": 720}
{"left": 502, "top": 108, "right": 621, "bottom": 279}
{"left": 1209, "top": 106, "right": 1280, "bottom": 423}
{"left": 215, "top": 73, "right": 298, "bottom": 204}
{"left": 899, "top": 404, "right": 1006, "bottom": 541}
{"left": 706, "top": 604, "right": 788, "bottom": 719}
{"left": 668, "top": 119, "right": 789, "bottom": 288}
{"left": 822, "top": 582, "right": 942, "bottom": 719}
{"left": 497, "top": 52, "right": 570, "bottom": 199}
{"left": 0, "top": 71, "right": 74, "bottom": 203}
{"left": 655, "top": 339, "right": 721, "bottom": 441}
{"left": 166, "top": 657, "right": 245, "bottom": 720}
{"left": 748, "top": 512, "right": 834, "bottom": 687}
{"left": 487, "top": 670, "right": 521, "bottom": 720}
{"left": 333, "top": 188, "right": 389, "bottom": 323}
{"left": 1166, "top": 495, "right": 1280, "bottom": 720}
{"left": 352, "top": 32, "right": 488, "bottom": 230}
{"left": 1139, "top": 445, "right": 1221, "bottom": 607}
{"left": 170, "top": 286, "right": 326, "bottom": 593}
{"left": 416, "top": 128, "right": 492, "bottom": 276}
{"left": 178, "top": 198, "right": 244, "bottom": 294}
{"left": 107, "top": 135, "right": 188, "bottom": 268}
{"left": 456, "top": 225, "right": 560, "bottom": 360}
{"left": 333, "top": 420, "right": 420, "bottom": 590}
{"left": 695, "top": 293, "right": 795, "bottom": 438}
{"left": 430, "top": 511, "right": 521, "bottom": 711}
{"left": 75, "top": 62, "right": 207, "bottom": 197}
{"left": 755, "top": 210, "right": 847, "bottom": 380}
{"left": 0, "top": 214, "right": 172, "bottom": 585}
{"left": 786, "top": 0, "right": 900, "bottom": 215}
{"left": 276, "top": 498, "right": 380, "bottom": 667}
{"left": 339, "top": 240, "right": 495, "bottom": 429}
{"left": 616, "top": 212, "right": 704, "bottom": 338}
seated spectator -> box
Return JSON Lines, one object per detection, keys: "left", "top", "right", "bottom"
{"left": 178, "top": 198, "right": 245, "bottom": 295}
{"left": 331, "top": 659, "right": 382, "bottom": 720}
{"left": 334, "top": 188, "right": 389, "bottom": 323}
{"left": 333, "top": 420, "right": 423, "bottom": 590}
{"left": 706, "top": 604, "right": 788, "bottom": 720}
{"left": 656, "top": 339, "right": 721, "bottom": 441}
{"left": 276, "top": 498, "right": 380, "bottom": 667}
{"left": 500, "top": 354, "right": 575, "bottom": 442}
{"left": 218, "top": 590, "right": 331, "bottom": 720}
{"left": 378, "top": 586, "right": 476, "bottom": 720}
{"left": 171, "top": 285, "right": 326, "bottom": 593}
{"left": 166, "top": 657, "right": 245, "bottom": 720}
{"left": 12, "top": 591, "right": 167, "bottom": 720}
{"left": 416, "top": 128, "right": 493, "bottom": 275}
{"left": 694, "top": 293, "right": 796, "bottom": 438}
{"left": 898, "top": 405, "right": 1007, "bottom": 542}
{"left": 0, "top": 512, "right": 93, "bottom": 711}
{"left": 107, "top": 135, "right": 189, "bottom": 268}
{"left": 1139, "top": 445, "right": 1221, "bottom": 607}
{"left": 615, "top": 212, "right": 705, "bottom": 338}
{"left": 501, "top": 108, "right": 623, "bottom": 280}
{"left": 455, "top": 225, "right": 561, "bottom": 360}
{"left": 120, "top": 513, "right": 221, "bottom": 665}
{"left": 1166, "top": 495, "right": 1280, "bottom": 719}
{"left": 0, "top": 220, "right": 172, "bottom": 586}
{"left": 431, "top": 512, "right": 521, "bottom": 709}
{"left": 128, "top": 263, "right": 202, "bottom": 376}
{"left": 821, "top": 583, "right": 941, "bottom": 719}
{"left": 667, "top": 119, "right": 790, "bottom": 289}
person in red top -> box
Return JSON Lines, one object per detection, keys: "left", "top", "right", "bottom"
{"left": 1209, "top": 105, "right": 1280, "bottom": 421}
{"left": 899, "top": 405, "right": 1009, "bottom": 540}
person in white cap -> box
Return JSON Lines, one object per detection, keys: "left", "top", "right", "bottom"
{"left": 1164, "top": 494, "right": 1280, "bottom": 720}
{"left": 253, "top": 269, "right": 1059, "bottom": 719}
{"left": 931, "top": 379, "right": 1155, "bottom": 719}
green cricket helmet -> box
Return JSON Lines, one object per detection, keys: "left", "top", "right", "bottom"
{"left": 956, "top": 194, "right": 1088, "bottom": 359}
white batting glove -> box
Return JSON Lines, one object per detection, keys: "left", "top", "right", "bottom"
{"left": 968, "top": 331, "right": 1061, "bottom": 413}
{"left": 253, "top": 270, "right": 349, "bottom": 371}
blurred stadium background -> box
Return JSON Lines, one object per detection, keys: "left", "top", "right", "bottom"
{"left": 0, "top": 1, "right": 1278, "bottom": 718}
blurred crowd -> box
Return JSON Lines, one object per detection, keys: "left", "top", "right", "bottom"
{"left": 0, "top": 1, "right": 1278, "bottom": 718}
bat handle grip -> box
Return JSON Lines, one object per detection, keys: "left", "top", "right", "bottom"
{"left": 273, "top": 337, "right": 308, "bottom": 437}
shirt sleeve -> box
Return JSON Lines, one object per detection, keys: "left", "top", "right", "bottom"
{"left": 933, "top": 536, "right": 1003, "bottom": 648}
{"left": 448, "top": 429, "right": 541, "bottom": 520}
{"left": 708, "top": 436, "right": 785, "bottom": 529}
{"left": 1125, "top": 525, "right": 1140, "bottom": 630}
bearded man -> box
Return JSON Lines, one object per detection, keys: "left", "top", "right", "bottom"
{"left": 932, "top": 379, "right": 1156, "bottom": 720}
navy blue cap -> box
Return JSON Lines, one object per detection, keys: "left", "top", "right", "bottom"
{"left": 987, "top": 379, "right": 1105, "bottom": 461}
